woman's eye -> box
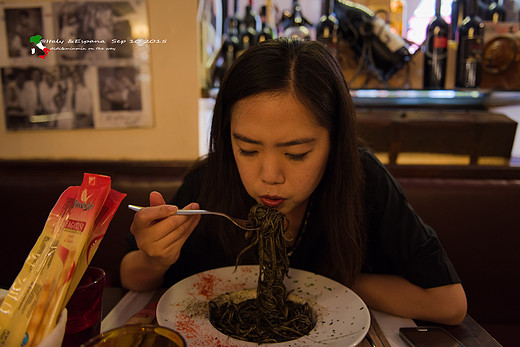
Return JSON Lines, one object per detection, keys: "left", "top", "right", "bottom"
{"left": 286, "top": 151, "right": 310, "bottom": 161}
{"left": 239, "top": 149, "right": 258, "bottom": 157}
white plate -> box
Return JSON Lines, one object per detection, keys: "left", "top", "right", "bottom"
{"left": 156, "top": 265, "right": 370, "bottom": 346}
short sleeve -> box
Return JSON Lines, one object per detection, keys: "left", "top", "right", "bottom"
{"left": 360, "top": 149, "right": 461, "bottom": 288}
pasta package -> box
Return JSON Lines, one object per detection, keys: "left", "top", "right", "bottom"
{"left": 0, "top": 173, "right": 126, "bottom": 347}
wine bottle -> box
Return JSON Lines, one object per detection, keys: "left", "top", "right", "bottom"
{"left": 423, "top": 0, "right": 449, "bottom": 89}
{"left": 282, "top": 0, "right": 311, "bottom": 40}
{"left": 334, "top": 0, "right": 412, "bottom": 81}
{"left": 317, "top": 0, "right": 339, "bottom": 55}
{"left": 477, "top": 0, "right": 491, "bottom": 20}
{"left": 450, "top": 0, "right": 467, "bottom": 40}
{"left": 455, "top": 0, "right": 484, "bottom": 88}
{"left": 243, "top": 0, "right": 261, "bottom": 33}
{"left": 488, "top": 0, "right": 506, "bottom": 22}
{"left": 256, "top": 0, "right": 276, "bottom": 43}
{"left": 212, "top": 1, "right": 240, "bottom": 87}
{"left": 239, "top": 0, "right": 260, "bottom": 53}
{"left": 223, "top": 18, "right": 240, "bottom": 69}
{"left": 223, "top": 0, "right": 240, "bottom": 70}
{"left": 224, "top": 0, "right": 241, "bottom": 39}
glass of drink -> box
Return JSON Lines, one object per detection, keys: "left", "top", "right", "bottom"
{"left": 62, "top": 267, "right": 106, "bottom": 347}
{"left": 82, "top": 325, "right": 186, "bottom": 347}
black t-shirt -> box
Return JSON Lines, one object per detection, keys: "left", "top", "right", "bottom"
{"left": 127, "top": 148, "right": 460, "bottom": 289}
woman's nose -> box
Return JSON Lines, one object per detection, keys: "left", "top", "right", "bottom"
{"left": 260, "top": 155, "right": 285, "bottom": 185}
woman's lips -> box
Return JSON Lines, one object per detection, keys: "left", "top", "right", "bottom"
{"left": 260, "top": 196, "right": 285, "bottom": 208}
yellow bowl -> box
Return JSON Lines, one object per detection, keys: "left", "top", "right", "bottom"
{"left": 81, "top": 324, "right": 186, "bottom": 347}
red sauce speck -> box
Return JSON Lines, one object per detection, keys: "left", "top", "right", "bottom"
{"left": 195, "top": 273, "right": 217, "bottom": 299}
{"left": 175, "top": 313, "right": 198, "bottom": 340}
{"left": 176, "top": 312, "right": 241, "bottom": 347}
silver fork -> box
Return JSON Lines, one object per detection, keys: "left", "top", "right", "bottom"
{"left": 128, "top": 205, "right": 257, "bottom": 231}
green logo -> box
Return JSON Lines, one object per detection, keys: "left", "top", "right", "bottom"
{"left": 29, "top": 35, "right": 50, "bottom": 59}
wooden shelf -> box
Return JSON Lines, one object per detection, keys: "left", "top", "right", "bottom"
{"left": 351, "top": 89, "right": 520, "bottom": 109}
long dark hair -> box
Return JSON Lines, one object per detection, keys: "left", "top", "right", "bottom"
{"left": 199, "top": 38, "right": 365, "bottom": 286}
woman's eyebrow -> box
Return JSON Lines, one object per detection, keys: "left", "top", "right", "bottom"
{"left": 232, "top": 132, "right": 316, "bottom": 147}
{"left": 233, "top": 133, "right": 261, "bottom": 144}
{"left": 275, "top": 138, "right": 316, "bottom": 147}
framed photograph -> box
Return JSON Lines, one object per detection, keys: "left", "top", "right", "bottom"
{"left": 4, "top": 7, "right": 43, "bottom": 58}
{"left": 0, "top": 0, "right": 152, "bottom": 131}
{"left": 1, "top": 65, "right": 95, "bottom": 130}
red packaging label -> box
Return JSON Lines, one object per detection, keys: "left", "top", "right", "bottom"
{"left": 433, "top": 36, "right": 448, "bottom": 49}
{"left": 65, "top": 220, "right": 86, "bottom": 232}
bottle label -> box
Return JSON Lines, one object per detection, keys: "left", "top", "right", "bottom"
{"left": 372, "top": 17, "right": 407, "bottom": 53}
{"left": 425, "top": 30, "right": 448, "bottom": 57}
{"left": 433, "top": 36, "right": 448, "bottom": 49}
{"left": 464, "top": 58, "right": 478, "bottom": 87}
{"left": 456, "top": 34, "right": 483, "bottom": 88}
{"left": 461, "top": 35, "right": 483, "bottom": 59}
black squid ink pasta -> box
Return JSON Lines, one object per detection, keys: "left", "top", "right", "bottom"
{"left": 209, "top": 204, "right": 316, "bottom": 344}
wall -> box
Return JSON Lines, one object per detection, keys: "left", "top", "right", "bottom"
{"left": 0, "top": 1, "right": 200, "bottom": 161}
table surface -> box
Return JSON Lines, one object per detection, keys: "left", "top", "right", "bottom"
{"left": 102, "top": 287, "right": 502, "bottom": 347}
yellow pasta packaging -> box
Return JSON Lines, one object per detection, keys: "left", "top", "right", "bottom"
{"left": 0, "top": 173, "right": 126, "bottom": 347}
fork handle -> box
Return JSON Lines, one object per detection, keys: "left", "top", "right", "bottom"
{"left": 175, "top": 210, "right": 211, "bottom": 215}
{"left": 128, "top": 205, "right": 210, "bottom": 215}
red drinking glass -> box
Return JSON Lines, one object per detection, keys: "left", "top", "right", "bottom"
{"left": 62, "top": 267, "right": 106, "bottom": 347}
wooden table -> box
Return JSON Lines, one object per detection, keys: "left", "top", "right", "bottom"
{"left": 414, "top": 317, "right": 501, "bottom": 347}
{"left": 102, "top": 287, "right": 502, "bottom": 346}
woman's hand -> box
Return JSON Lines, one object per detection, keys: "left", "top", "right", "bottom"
{"left": 120, "top": 191, "right": 201, "bottom": 291}
{"left": 131, "top": 191, "right": 201, "bottom": 269}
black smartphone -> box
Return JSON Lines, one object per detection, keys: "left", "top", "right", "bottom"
{"left": 399, "top": 327, "right": 465, "bottom": 347}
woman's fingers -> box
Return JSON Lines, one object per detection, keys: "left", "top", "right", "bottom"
{"left": 148, "top": 203, "right": 200, "bottom": 242}
{"left": 149, "top": 191, "right": 166, "bottom": 207}
{"left": 133, "top": 204, "right": 178, "bottom": 227}
{"left": 156, "top": 207, "right": 201, "bottom": 245}
{"left": 130, "top": 202, "right": 201, "bottom": 266}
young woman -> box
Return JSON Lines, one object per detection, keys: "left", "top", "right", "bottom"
{"left": 120, "top": 38, "right": 467, "bottom": 325}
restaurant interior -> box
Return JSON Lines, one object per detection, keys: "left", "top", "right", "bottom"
{"left": 1, "top": 0, "right": 519, "bottom": 346}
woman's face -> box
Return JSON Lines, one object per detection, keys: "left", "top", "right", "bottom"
{"left": 230, "top": 92, "right": 330, "bottom": 221}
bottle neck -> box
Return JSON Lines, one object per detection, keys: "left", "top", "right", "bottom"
{"left": 435, "top": 0, "right": 442, "bottom": 16}
{"left": 323, "top": 0, "right": 333, "bottom": 16}
{"left": 293, "top": 2, "right": 304, "bottom": 26}
{"left": 467, "top": 0, "right": 477, "bottom": 17}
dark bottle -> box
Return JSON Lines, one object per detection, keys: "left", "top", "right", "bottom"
{"left": 224, "top": 0, "right": 241, "bottom": 35}
{"left": 282, "top": 0, "right": 311, "bottom": 40}
{"left": 224, "top": 15, "right": 240, "bottom": 69}
{"left": 317, "top": 0, "right": 340, "bottom": 55}
{"left": 242, "top": 0, "right": 261, "bottom": 33}
{"left": 225, "top": 0, "right": 241, "bottom": 66}
{"left": 423, "top": 0, "right": 449, "bottom": 89}
{"left": 256, "top": 1, "right": 276, "bottom": 43}
{"left": 477, "top": 0, "right": 492, "bottom": 20}
{"left": 450, "top": 0, "right": 467, "bottom": 40}
{"left": 212, "top": 0, "right": 240, "bottom": 86}
{"left": 334, "top": 0, "right": 412, "bottom": 81}
{"left": 488, "top": 0, "right": 506, "bottom": 22}
{"left": 239, "top": 0, "right": 260, "bottom": 54}
{"left": 455, "top": 0, "right": 484, "bottom": 88}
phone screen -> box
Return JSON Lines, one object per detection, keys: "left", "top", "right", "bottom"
{"left": 399, "top": 327, "right": 465, "bottom": 347}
